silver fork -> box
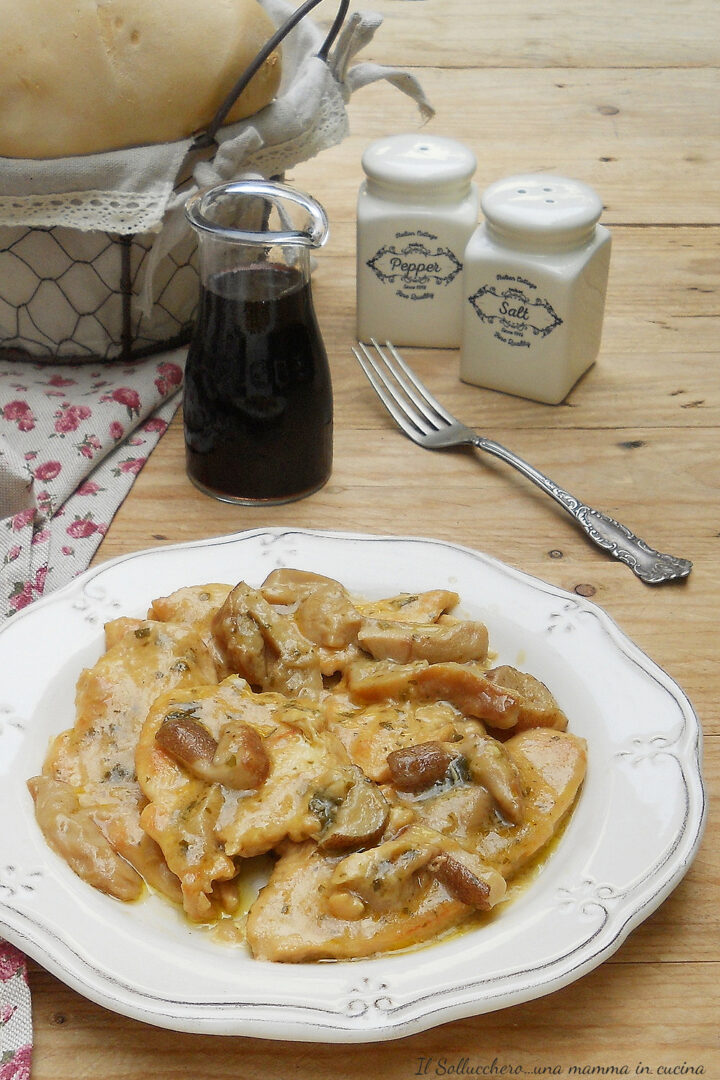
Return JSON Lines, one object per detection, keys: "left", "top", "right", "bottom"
{"left": 352, "top": 340, "right": 692, "bottom": 585}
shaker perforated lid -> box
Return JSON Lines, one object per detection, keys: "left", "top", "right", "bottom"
{"left": 481, "top": 174, "right": 603, "bottom": 240}
{"left": 361, "top": 133, "right": 477, "bottom": 192}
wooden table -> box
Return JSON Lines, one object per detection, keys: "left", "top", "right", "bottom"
{"left": 28, "top": 0, "right": 719, "bottom": 1075}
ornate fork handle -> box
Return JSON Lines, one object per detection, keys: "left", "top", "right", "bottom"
{"left": 475, "top": 436, "right": 692, "bottom": 585}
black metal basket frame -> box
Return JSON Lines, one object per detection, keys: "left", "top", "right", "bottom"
{"left": 1, "top": 0, "right": 350, "bottom": 366}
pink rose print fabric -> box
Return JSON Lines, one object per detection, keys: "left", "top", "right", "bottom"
{"left": 0, "top": 944, "right": 32, "bottom": 1079}
{"left": 0, "top": 350, "right": 184, "bottom": 615}
{"left": 0, "top": 348, "right": 185, "bottom": 1073}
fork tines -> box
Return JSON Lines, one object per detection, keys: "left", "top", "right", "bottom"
{"left": 352, "top": 340, "right": 449, "bottom": 438}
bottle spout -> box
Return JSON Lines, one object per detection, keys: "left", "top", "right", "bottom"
{"left": 185, "top": 179, "right": 329, "bottom": 249}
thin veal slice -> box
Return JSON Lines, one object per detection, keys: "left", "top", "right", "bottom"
{"left": 246, "top": 728, "right": 586, "bottom": 961}
{"left": 137, "top": 675, "right": 352, "bottom": 920}
{"left": 28, "top": 620, "right": 218, "bottom": 901}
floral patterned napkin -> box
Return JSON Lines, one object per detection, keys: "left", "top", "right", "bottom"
{"left": 0, "top": 348, "right": 186, "bottom": 1077}
{"left": 0, "top": 352, "right": 184, "bottom": 614}
{"left": 0, "top": 945, "right": 31, "bottom": 1080}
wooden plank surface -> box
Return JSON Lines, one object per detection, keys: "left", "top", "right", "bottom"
{"left": 291, "top": 69, "right": 720, "bottom": 224}
{"left": 23, "top": 0, "right": 719, "bottom": 1075}
{"left": 311, "top": 0, "right": 720, "bottom": 70}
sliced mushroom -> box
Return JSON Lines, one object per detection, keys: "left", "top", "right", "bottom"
{"left": 485, "top": 666, "right": 568, "bottom": 731}
{"left": 211, "top": 586, "right": 267, "bottom": 686}
{"left": 386, "top": 741, "right": 457, "bottom": 793}
{"left": 155, "top": 713, "right": 269, "bottom": 790}
{"left": 213, "top": 719, "right": 270, "bottom": 789}
{"left": 212, "top": 581, "right": 323, "bottom": 697}
{"left": 294, "top": 583, "right": 363, "bottom": 649}
{"left": 414, "top": 662, "right": 523, "bottom": 729}
{"left": 471, "top": 729, "right": 587, "bottom": 879}
{"left": 155, "top": 711, "right": 215, "bottom": 765}
{"left": 261, "top": 568, "right": 344, "bottom": 604}
{"left": 457, "top": 726, "right": 525, "bottom": 825}
{"left": 262, "top": 570, "right": 365, "bottom": 652}
{"left": 357, "top": 618, "right": 489, "bottom": 665}
{"left": 316, "top": 771, "right": 390, "bottom": 851}
{"left": 429, "top": 850, "right": 505, "bottom": 910}
{"left": 325, "top": 823, "right": 507, "bottom": 919}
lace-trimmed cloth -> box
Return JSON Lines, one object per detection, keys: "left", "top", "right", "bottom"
{"left": 0, "top": 3, "right": 431, "bottom": 364}
{"left": 0, "top": 3, "right": 430, "bottom": 230}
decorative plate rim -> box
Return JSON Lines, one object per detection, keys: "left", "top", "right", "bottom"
{"left": 0, "top": 527, "right": 707, "bottom": 1042}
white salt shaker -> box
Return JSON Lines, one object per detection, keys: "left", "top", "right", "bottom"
{"left": 356, "top": 133, "right": 478, "bottom": 347}
{"left": 460, "top": 174, "right": 611, "bottom": 404}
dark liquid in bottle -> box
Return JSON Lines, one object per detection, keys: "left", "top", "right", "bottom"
{"left": 183, "top": 264, "right": 333, "bottom": 503}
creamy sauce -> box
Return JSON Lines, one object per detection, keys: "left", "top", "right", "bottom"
{"left": 27, "top": 571, "right": 587, "bottom": 963}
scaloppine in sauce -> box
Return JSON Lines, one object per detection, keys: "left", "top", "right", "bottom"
{"left": 28, "top": 569, "right": 587, "bottom": 961}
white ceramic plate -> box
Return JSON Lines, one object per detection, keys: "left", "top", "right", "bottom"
{"left": 0, "top": 528, "right": 706, "bottom": 1041}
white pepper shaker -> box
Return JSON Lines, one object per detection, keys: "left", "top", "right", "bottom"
{"left": 460, "top": 174, "right": 611, "bottom": 404}
{"left": 356, "top": 133, "right": 479, "bottom": 347}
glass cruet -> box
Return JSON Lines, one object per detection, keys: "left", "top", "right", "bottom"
{"left": 183, "top": 179, "right": 333, "bottom": 504}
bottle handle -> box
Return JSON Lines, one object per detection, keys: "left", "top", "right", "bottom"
{"left": 185, "top": 178, "right": 329, "bottom": 249}
{"left": 193, "top": 0, "right": 351, "bottom": 151}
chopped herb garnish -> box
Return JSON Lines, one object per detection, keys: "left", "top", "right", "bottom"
{"left": 446, "top": 755, "right": 470, "bottom": 786}
{"left": 162, "top": 704, "right": 200, "bottom": 723}
{"left": 309, "top": 792, "right": 340, "bottom": 828}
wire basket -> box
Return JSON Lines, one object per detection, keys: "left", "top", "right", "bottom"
{"left": 0, "top": 0, "right": 352, "bottom": 365}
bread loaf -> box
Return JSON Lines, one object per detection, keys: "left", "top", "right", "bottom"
{"left": 0, "top": 0, "right": 282, "bottom": 159}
